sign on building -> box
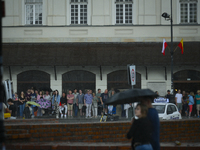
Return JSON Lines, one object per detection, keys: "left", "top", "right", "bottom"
{"left": 127, "top": 65, "right": 136, "bottom": 86}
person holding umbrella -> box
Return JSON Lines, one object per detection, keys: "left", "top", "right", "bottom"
{"left": 127, "top": 103, "right": 153, "bottom": 150}
{"left": 105, "top": 89, "right": 160, "bottom": 150}
{"left": 140, "top": 97, "right": 160, "bottom": 150}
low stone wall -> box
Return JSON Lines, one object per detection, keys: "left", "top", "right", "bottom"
{"left": 4, "top": 119, "right": 200, "bottom": 143}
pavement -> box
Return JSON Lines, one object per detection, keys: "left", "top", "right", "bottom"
{"left": 6, "top": 142, "right": 200, "bottom": 150}
{"left": 4, "top": 114, "right": 200, "bottom": 125}
{"left": 4, "top": 115, "right": 131, "bottom": 125}
{"left": 16, "top": 142, "right": 199, "bottom": 147}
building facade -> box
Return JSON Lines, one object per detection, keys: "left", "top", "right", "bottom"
{"left": 2, "top": 0, "right": 200, "bottom": 96}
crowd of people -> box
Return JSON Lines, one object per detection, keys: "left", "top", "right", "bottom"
{"left": 153, "top": 89, "right": 200, "bottom": 118}
{"left": 174, "top": 89, "right": 200, "bottom": 118}
{"left": 4, "top": 87, "right": 200, "bottom": 120}
{"left": 5, "top": 88, "right": 119, "bottom": 119}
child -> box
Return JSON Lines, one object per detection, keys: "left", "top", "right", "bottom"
{"left": 23, "top": 104, "right": 32, "bottom": 119}
{"left": 127, "top": 104, "right": 153, "bottom": 150}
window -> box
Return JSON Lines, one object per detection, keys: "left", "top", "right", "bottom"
{"left": 25, "top": 0, "right": 43, "bottom": 25}
{"left": 180, "top": 0, "right": 198, "bottom": 23}
{"left": 115, "top": 0, "right": 133, "bottom": 24}
{"left": 152, "top": 105, "right": 165, "bottom": 114}
{"left": 170, "top": 105, "right": 177, "bottom": 113}
{"left": 167, "top": 105, "right": 173, "bottom": 114}
{"left": 70, "top": 0, "right": 88, "bottom": 25}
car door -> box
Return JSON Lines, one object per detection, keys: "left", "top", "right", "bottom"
{"left": 166, "top": 105, "right": 174, "bottom": 120}
{"left": 170, "top": 105, "right": 180, "bottom": 119}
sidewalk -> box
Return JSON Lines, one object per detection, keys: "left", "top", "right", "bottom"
{"left": 4, "top": 116, "right": 128, "bottom": 125}
{"left": 6, "top": 142, "right": 200, "bottom": 150}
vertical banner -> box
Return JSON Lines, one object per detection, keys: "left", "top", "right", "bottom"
{"left": 128, "top": 65, "right": 136, "bottom": 86}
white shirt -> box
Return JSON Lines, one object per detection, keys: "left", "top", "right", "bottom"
{"left": 44, "top": 94, "right": 51, "bottom": 101}
{"left": 124, "top": 104, "right": 131, "bottom": 110}
{"left": 175, "top": 93, "right": 182, "bottom": 103}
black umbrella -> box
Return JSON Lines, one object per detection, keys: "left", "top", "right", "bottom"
{"left": 105, "top": 88, "right": 158, "bottom": 105}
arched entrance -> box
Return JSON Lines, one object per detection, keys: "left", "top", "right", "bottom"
{"left": 107, "top": 70, "right": 141, "bottom": 91}
{"left": 62, "top": 70, "right": 96, "bottom": 93}
{"left": 17, "top": 70, "right": 50, "bottom": 93}
{"left": 174, "top": 70, "right": 200, "bottom": 93}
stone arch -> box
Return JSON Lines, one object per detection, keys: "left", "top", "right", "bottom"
{"left": 174, "top": 70, "right": 200, "bottom": 93}
{"left": 174, "top": 70, "right": 200, "bottom": 81}
{"left": 17, "top": 70, "right": 50, "bottom": 94}
{"left": 62, "top": 70, "right": 96, "bottom": 93}
{"left": 107, "top": 70, "right": 141, "bottom": 91}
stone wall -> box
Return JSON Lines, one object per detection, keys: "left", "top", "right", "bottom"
{"left": 5, "top": 119, "right": 200, "bottom": 143}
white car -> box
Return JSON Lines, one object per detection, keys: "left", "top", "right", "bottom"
{"left": 152, "top": 103, "right": 182, "bottom": 120}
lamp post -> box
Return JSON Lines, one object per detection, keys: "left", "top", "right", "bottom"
{"left": 170, "top": 0, "right": 174, "bottom": 95}
{"left": 162, "top": 0, "right": 174, "bottom": 95}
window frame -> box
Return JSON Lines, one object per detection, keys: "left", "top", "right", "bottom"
{"left": 179, "top": 0, "right": 198, "bottom": 24}
{"left": 115, "top": 0, "right": 133, "bottom": 25}
{"left": 70, "top": 0, "right": 88, "bottom": 25}
{"left": 24, "top": 0, "right": 43, "bottom": 25}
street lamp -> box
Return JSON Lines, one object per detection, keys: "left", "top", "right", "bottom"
{"left": 161, "top": 0, "right": 174, "bottom": 95}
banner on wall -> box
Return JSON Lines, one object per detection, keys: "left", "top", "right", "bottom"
{"left": 127, "top": 65, "right": 136, "bottom": 86}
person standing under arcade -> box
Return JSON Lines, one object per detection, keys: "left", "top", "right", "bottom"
{"left": 100, "top": 89, "right": 109, "bottom": 115}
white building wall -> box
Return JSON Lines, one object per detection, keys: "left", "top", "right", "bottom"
{"left": 3, "top": 26, "right": 200, "bottom": 43}
{"left": 2, "top": 0, "right": 200, "bottom": 95}
{"left": 3, "top": 66, "right": 200, "bottom": 96}
{"left": 3, "top": 0, "right": 200, "bottom": 26}
{"left": 2, "top": 0, "right": 200, "bottom": 43}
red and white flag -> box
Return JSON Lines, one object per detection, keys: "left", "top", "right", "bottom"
{"left": 162, "top": 39, "right": 168, "bottom": 56}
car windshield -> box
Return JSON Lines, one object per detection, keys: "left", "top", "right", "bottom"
{"left": 153, "top": 105, "right": 166, "bottom": 114}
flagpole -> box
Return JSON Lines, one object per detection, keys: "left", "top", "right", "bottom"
{"left": 173, "top": 46, "right": 178, "bottom": 52}
{"left": 167, "top": 46, "right": 170, "bottom": 52}
{"left": 170, "top": 0, "right": 174, "bottom": 96}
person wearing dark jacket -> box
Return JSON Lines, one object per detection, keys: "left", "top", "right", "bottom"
{"left": 7, "top": 99, "right": 16, "bottom": 117}
{"left": 141, "top": 97, "right": 160, "bottom": 150}
{"left": 165, "top": 90, "right": 173, "bottom": 103}
{"left": 127, "top": 103, "right": 153, "bottom": 150}
{"left": 59, "top": 92, "right": 67, "bottom": 119}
